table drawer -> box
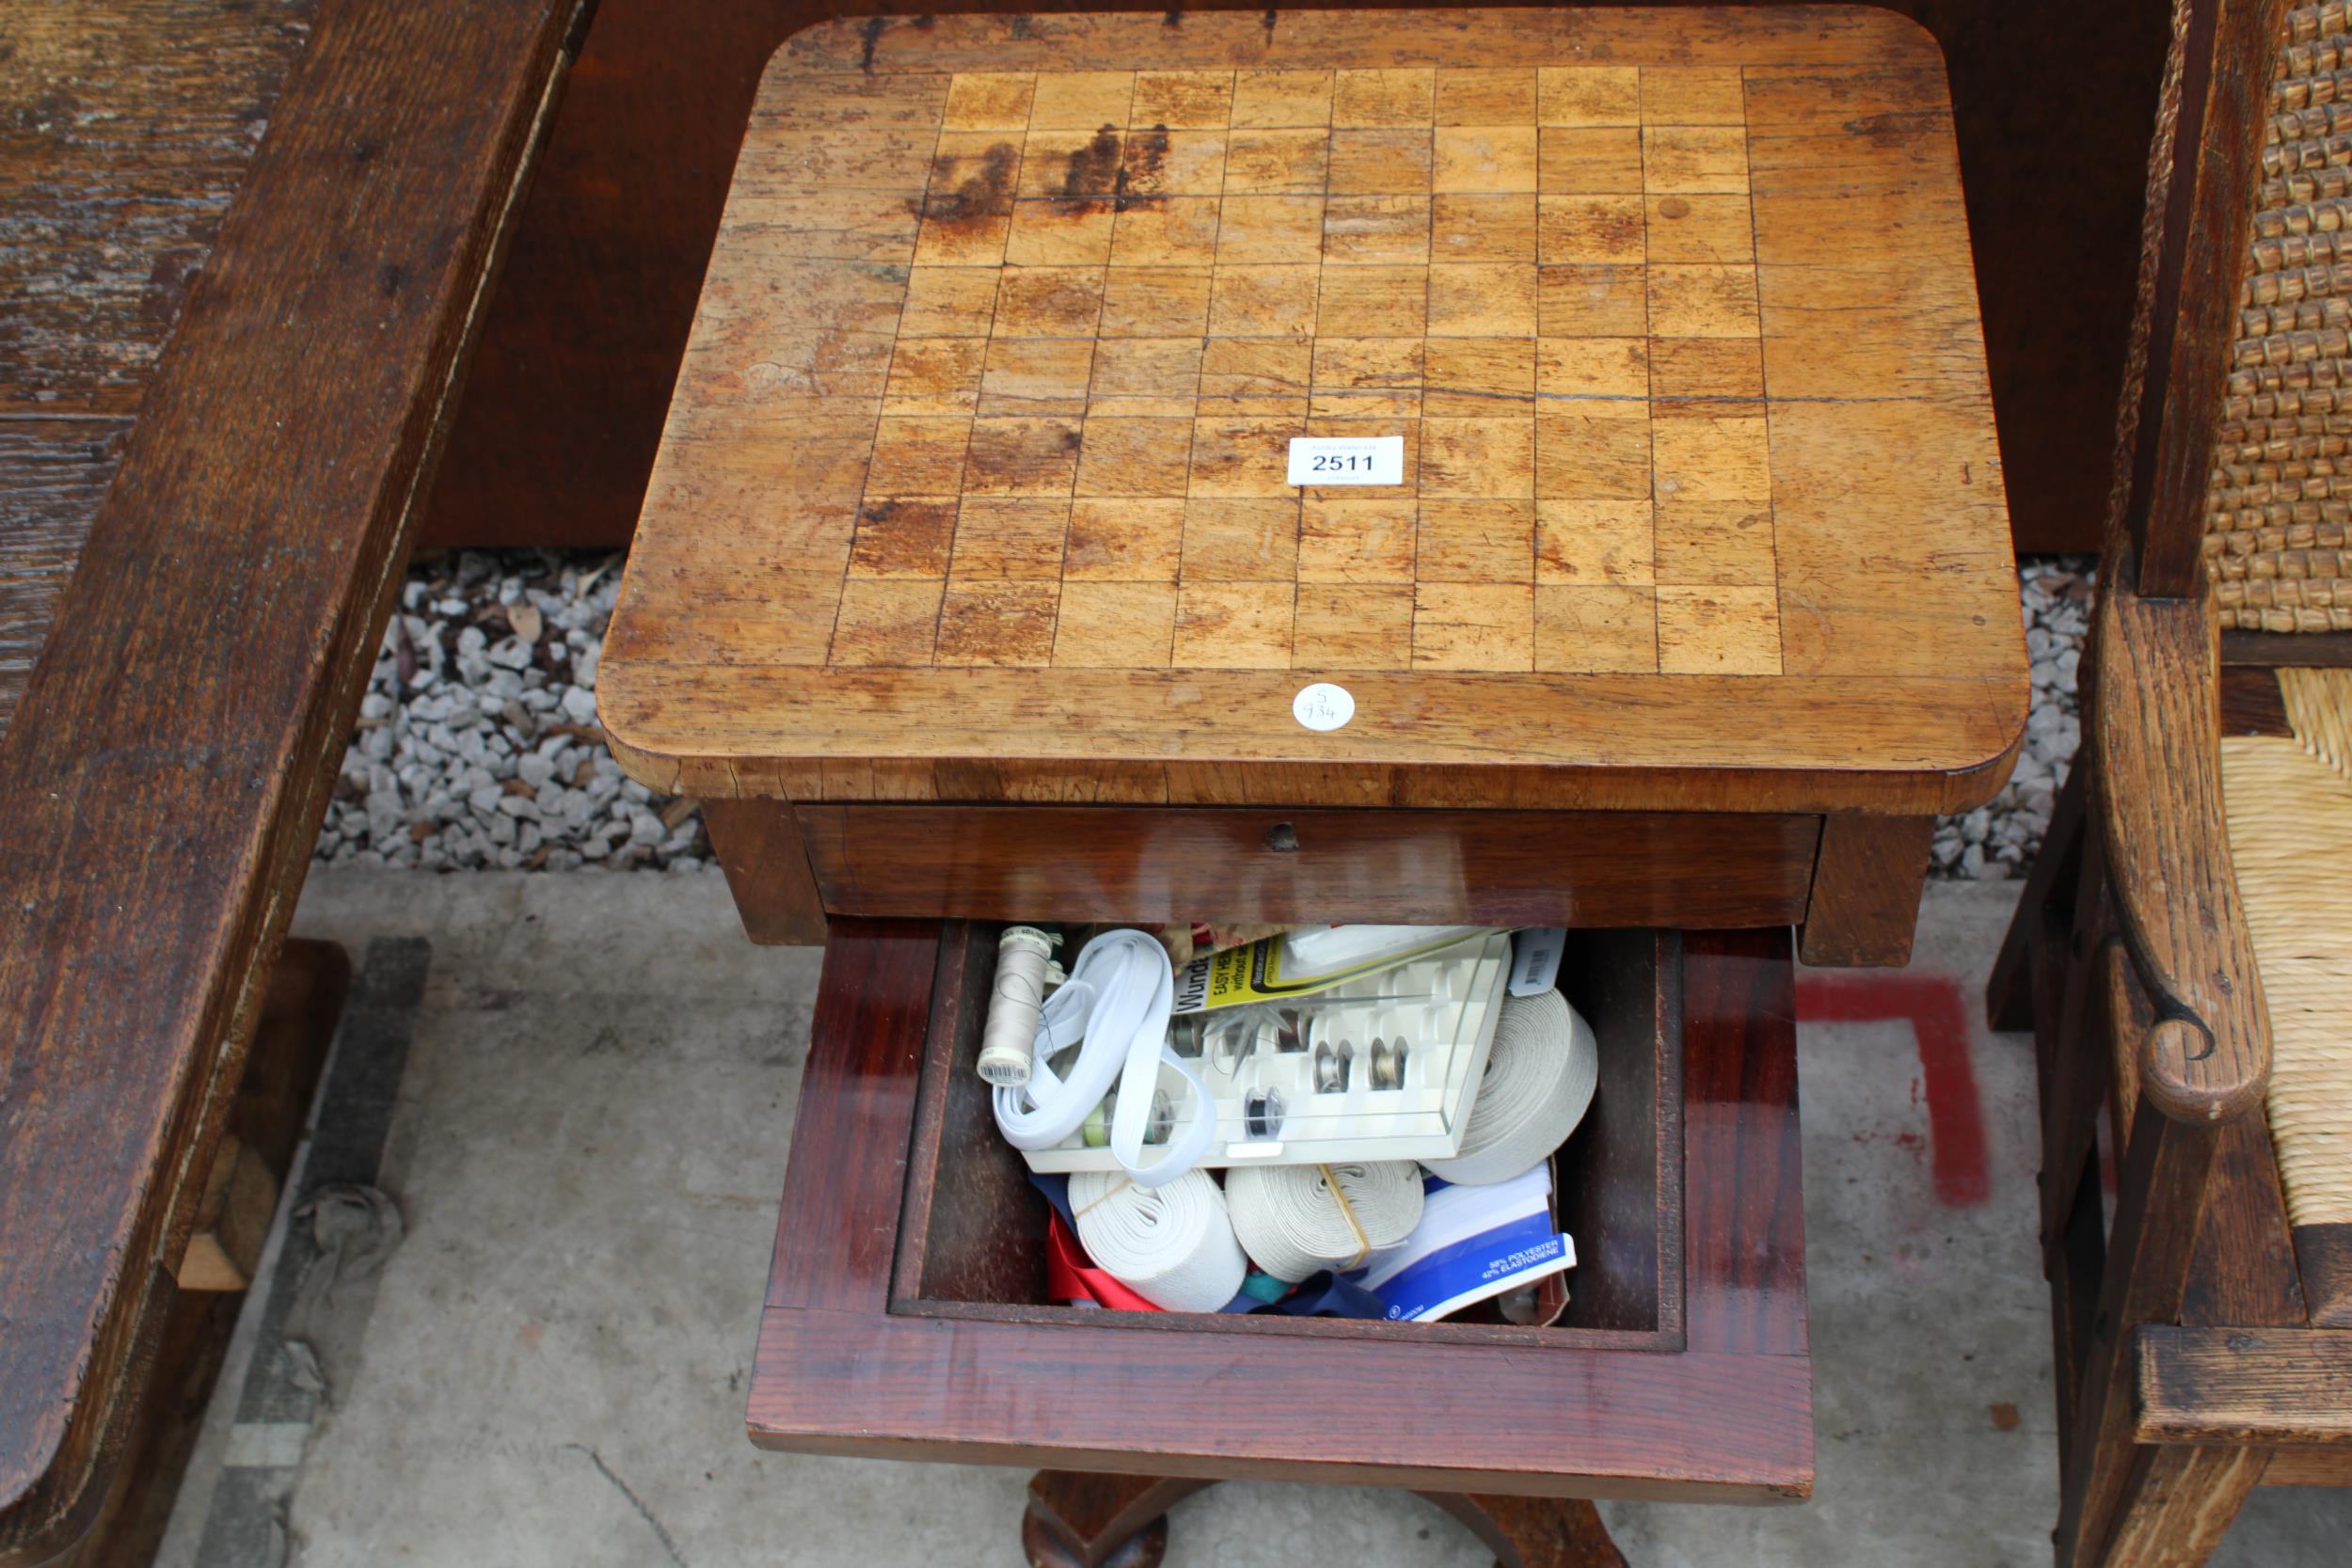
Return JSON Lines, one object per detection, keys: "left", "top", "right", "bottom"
{"left": 750, "top": 920, "right": 1811, "bottom": 1501}
{"left": 792, "top": 804, "right": 1820, "bottom": 929}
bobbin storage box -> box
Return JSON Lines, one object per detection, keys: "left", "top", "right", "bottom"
{"left": 749, "top": 919, "right": 1813, "bottom": 1499}
{"left": 1016, "top": 928, "right": 1518, "bottom": 1173}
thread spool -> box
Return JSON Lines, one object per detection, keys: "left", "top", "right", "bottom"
{"left": 1068, "top": 1168, "right": 1247, "bottom": 1311}
{"left": 977, "top": 926, "right": 1057, "bottom": 1087}
{"left": 1225, "top": 1161, "right": 1424, "bottom": 1282}
{"left": 1421, "top": 989, "right": 1598, "bottom": 1186}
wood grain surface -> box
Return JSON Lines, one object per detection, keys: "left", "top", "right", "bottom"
{"left": 40, "top": 940, "right": 347, "bottom": 1568}
{"left": 1796, "top": 814, "right": 1933, "bottom": 967}
{"left": 1024, "top": 1470, "right": 1205, "bottom": 1568}
{"left": 2136, "top": 1325, "right": 2352, "bottom": 1447}
{"left": 0, "top": 419, "right": 127, "bottom": 738}
{"left": 2262, "top": 1447, "right": 2352, "bottom": 1485}
{"left": 0, "top": 0, "right": 580, "bottom": 1552}
{"left": 1421, "top": 1492, "right": 1629, "bottom": 1568}
{"left": 0, "top": 0, "right": 316, "bottom": 415}
{"left": 1679, "top": 926, "right": 1805, "bottom": 1356}
{"left": 766, "top": 917, "right": 940, "bottom": 1312}
{"left": 0, "top": 0, "right": 318, "bottom": 738}
{"left": 701, "top": 796, "right": 831, "bottom": 942}
{"left": 796, "top": 802, "right": 1817, "bottom": 927}
{"left": 604, "top": 7, "right": 2024, "bottom": 815}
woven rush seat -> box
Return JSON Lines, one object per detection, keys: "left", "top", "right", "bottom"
{"left": 2222, "top": 668, "right": 2352, "bottom": 1235}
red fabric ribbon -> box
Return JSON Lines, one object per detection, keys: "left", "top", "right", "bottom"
{"left": 1044, "top": 1210, "right": 1162, "bottom": 1312}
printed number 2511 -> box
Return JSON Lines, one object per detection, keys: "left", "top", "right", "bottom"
{"left": 1311, "top": 453, "right": 1371, "bottom": 472}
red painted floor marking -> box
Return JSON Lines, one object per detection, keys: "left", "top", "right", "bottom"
{"left": 1796, "top": 973, "right": 1993, "bottom": 1208}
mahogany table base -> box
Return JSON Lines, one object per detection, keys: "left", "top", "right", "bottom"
{"left": 1024, "top": 1471, "right": 1628, "bottom": 1568}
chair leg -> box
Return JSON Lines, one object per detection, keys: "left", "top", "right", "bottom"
{"left": 2039, "top": 823, "right": 2114, "bottom": 1256}
{"left": 2045, "top": 1133, "right": 2107, "bottom": 1471}
{"left": 2058, "top": 1103, "right": 2224, "bottom": 1566}
{"left": 2077, "top": 1444, "right": 2263, "bottom": 1568}
{"left": 1991, "top": 763, "right": 2088, "bottom": 1033}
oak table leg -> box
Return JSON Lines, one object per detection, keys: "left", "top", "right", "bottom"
{"left": 1023, "top": 1472, "right": 1629, "bottom": 1568}
{"left": 1798, "top": 815, "right": 1934, "bottom": 968}
{"left": 698, "top": 797, "right": 827, "bottom": 945}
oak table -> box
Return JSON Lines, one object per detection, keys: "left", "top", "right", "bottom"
{"left": 604, "top": 5, "right": 2023, "bottom": 970}
{"left": 598, "top": 7, "right": 2012, "bottom": 1562}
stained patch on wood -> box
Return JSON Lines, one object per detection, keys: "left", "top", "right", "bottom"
{"left": 1057, "top": 124, "right": 1124, "bottom": 204}
{"left": 1116, "top": 125, "right": 1167, "bottom": 210}
{"left": 923, "top": 143, "right": 1017, "bottom": 222}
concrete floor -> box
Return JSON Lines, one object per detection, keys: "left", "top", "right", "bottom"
{"left": 153, "top": 870, "right": 2352, "bottom": 1568}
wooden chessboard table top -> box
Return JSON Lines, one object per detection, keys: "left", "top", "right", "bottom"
{"left": 602, "top": 7, "right": 2025, "bottom": 815}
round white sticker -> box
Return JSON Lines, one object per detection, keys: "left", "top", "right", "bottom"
{"left": 1292, "top": 682, "right": 1356, "bottom": 732}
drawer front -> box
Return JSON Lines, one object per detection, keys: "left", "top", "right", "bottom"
{"left": 795, "top": 805, "right": 1820, "bottom": 929}
{"left": 751, "top": 918, "right": 1811, "bottom": 1500}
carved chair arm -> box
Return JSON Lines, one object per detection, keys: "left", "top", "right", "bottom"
{"left": 2091, "top": 581, "right": 2271, "bottom": 1126}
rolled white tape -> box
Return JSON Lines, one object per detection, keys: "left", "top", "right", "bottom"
{"left": 1421, "top": 989, "right": 1598, "bottom": 1187}
{"left": 1226, "top": 1161, "right": 1424, "bottom": 1283}
{"left": 1068, "top": 1168, "right": 1247, "bottom": 1312}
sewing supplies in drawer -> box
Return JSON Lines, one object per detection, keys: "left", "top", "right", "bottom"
{"left": 982, "top": 922, "right": 1597, "bottom": 1320}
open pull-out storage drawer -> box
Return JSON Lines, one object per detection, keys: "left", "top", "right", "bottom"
{"left": 750, "top": 920, "right": 1811, "bottom": 1504}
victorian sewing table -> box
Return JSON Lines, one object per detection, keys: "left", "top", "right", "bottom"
{"left": 599, "top": 8, "right": 2019, "bottom": 1562}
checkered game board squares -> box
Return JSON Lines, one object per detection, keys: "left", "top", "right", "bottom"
{"left": 830, "top": 64, "right": 1784, "bottom": 677}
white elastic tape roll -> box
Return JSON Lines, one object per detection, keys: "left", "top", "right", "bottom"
{"left": 1225, "top": 1161, "right": 1425, "bottom": 1282}
{"left": 1422, "top": 990, "right": 1598, "bottom": 1186}
{"left": 1068, "top": 1168, "right": 1247, "bottom": 1311}
{"left": 992, "top": 929, "right": 1214, "bottom": 1186}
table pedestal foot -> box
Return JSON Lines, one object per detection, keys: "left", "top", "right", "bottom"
{"left": 1419, "top": 1491, "right": 1629, "bottom": 1568}
{"left": 1023, "top": 1472, "right": 1206, "bottom": 1568}
{"left": 1022, "top": 1472, "right": 1629, "bottom": 1568}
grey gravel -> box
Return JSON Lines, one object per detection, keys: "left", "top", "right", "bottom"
{"left": 321, "top": 550, "right": 2093, "bottom": 882}
{"left": 314, "top": 550, "right": 708, "bottom": 873}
